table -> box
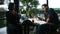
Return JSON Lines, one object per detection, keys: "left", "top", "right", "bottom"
{"left": 28, "top": 18, "right": 46, "bottom": 25}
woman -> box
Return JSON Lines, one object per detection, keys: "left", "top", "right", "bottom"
{"left": 6, "top": 3, "right": 22, "bottom": 34}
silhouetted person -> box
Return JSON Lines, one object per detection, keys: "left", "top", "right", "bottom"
{"left": 6, "top": 3, "right": 22, "bottom": 34}
{"left": 38, "top": 4, "right": 59, "bottom": 34}
{"left": 22, "top": 20, "right": 34, "bottom": 34}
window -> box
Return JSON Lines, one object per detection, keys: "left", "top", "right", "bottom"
{"left": 37, "top": 0, "right": 47, "bottom": 8}
{"left": 48, "top": 0, "right": 60, "bottom": 10}
{"left": 49, "top": 0, "right": 60, "bottom": 8}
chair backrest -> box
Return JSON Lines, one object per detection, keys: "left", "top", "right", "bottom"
{"left": 29, "top": 26, "right": 36, "bottom": 34}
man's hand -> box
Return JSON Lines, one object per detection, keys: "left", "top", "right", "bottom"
{"left": 38, "top": 17, "right": 43, "bottom": 20}
{"left": 38, "top": 17, "right": 46, "bottom": 21}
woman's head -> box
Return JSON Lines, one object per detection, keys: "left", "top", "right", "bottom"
{"left": 22, "top": 20, "right": 33, "bottom": 25}
{"left": 8, "top": 3, "right": 15, "bottom": 11}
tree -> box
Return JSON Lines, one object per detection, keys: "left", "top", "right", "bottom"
{"left": 20, "top": 0, "right": 39, "bottom": 17}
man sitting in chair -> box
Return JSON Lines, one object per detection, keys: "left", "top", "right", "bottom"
{"left": 38, "top": 4, "right": 59, "bottom": 34}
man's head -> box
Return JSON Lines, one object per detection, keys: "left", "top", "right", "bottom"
{"left": 42, "top": 4, "right": 49, "bottom": 11}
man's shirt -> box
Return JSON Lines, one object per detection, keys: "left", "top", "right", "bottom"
{"left": 44, "top": 8, "right": 59, "bottom": 24}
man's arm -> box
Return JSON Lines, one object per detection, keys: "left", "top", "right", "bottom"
{"left": 45, "top": 14, "right": 51, "bottom": 23}
{"left": 38, "top": 14, "right": 51, "bottom": 23}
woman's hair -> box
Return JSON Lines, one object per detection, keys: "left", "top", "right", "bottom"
{"left": 8, "top": 3, "right": 15, "bottom": 10}
{"left": 22, "top": 20, "right": 33, "bottom": 25}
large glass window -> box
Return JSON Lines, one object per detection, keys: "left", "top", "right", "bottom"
{"left": 37, "top": 0, "right": 47, "bottom": 8}
{"left": 49, "top": 0, "right": 60, "bottom": 8}
{"left": 48, "top": 0, "right": 60, "bottom": 10}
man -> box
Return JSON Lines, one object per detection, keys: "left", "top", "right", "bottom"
{"left": 38, "top": 4, "right": 59, "bottom": 34}
{"left": 38, "top": 4, "right": 59, "bottom": 25}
